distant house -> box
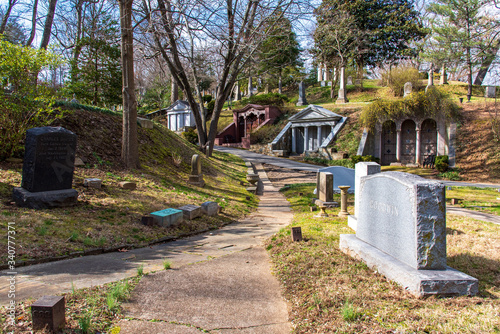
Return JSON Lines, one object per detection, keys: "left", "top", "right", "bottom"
{"left": 144, "top": 100, "right": 195, "bottom": 132}
{"left": 215, "top": 104, "right": 282, "bottom": 149}
{"left": 271, "top": 105, "right": 347, "bottom": 157}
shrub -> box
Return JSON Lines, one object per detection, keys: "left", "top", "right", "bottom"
{"left": 360, "top": 88, "right": 460, "bottom": 130}
{"left": 0, "top": 39, "right": 63, "bottom": 160}
{"left": 182, "top": 128, "right": 198, "bottom": 145}
{"left": 202, "top": 95, "right": 212, "bottom": 103}
{"left": 238, "top": 93, "right": 289, "bottom": 107}
{"left": 251, "top": 124, "right": 281, "bottom": 144}
{"left": 439, "top": 170, "right": 461, "bottom": 181}
{"left": 379, "top": 66, "right": 422, "bottom": 97}
{"left": 351, "top": 155, "right": 379, "bottom": 165}
{"left": 435, "top": 155, "right": 449, "bottom": 173}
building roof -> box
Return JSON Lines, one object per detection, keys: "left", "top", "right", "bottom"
{"left": 288, "top": 105, "right": 343, "bottom": 123}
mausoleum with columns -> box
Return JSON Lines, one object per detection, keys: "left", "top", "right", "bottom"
{"left": 357, "top": 116, "right": 456, "bottom": 167}
{"left": 271, "top": 105, "right": 347, "bottom": 157}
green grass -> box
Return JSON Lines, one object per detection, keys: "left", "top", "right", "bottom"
{"left": 266, "top": 184, "right": 500, "bottom": 333}
{"left": 447, "top": 186, "right": 500, "bottom": 216}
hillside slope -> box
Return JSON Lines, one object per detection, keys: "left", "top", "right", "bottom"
{"left": 0, "top": 109, "right": 255, "bottom": 264}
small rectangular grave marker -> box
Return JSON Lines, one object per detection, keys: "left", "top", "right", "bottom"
{"left": 201, "top": 201, "right": 219, "bottom": 216}
{"left": 451, "top": 198, "right": 459, "bottom": 205}
{"left": 151, "top": 208, "right": 183, "bottom": 227}
{"left": 84, "top": 178, "right": 102, "bottom": 189}
{"left": 291, "top": 227, "right": 302, "bottom": 242}
{"left": 31, "top": 295, "right": 65, "bottom": 332}
{"left": 119, "top": 181, "right": 136, "bottom": 190}
{"left": 141, "top": 216, "right": 155, "bottom": 226}
{"left": 179, "top": 204, "right": 202, "bottom": 220}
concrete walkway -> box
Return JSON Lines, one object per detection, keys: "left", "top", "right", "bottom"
{"left": 0, "top": 163, "right": 293, "bottom": 334}
{"left": 447, "top": 207, "right": 500, "bottom": 225}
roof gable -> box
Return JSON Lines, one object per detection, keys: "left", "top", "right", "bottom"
{"left": 289, "top": 105, "right": 342, "bottom": 122}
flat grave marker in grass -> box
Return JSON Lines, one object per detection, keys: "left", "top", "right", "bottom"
{"left": 342, "top": 162, "right": 478, "bottom": 297}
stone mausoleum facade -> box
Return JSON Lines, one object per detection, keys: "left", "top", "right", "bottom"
{"left": 358, "top": 116, "right": 456, "bottom": 167}
{"left": 271, "top": 105, "right": 347, "bottom": 157}
{"left": 144, "top": 100, "right": 195, "bottom": 132}
{"left": 215, "top": 104, "right": 282, "bottom": 149}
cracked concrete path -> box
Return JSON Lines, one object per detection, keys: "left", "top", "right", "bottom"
{"left": 0, "top": 163, "right": 293, "bottom": 332}
{"left": 114, "top": 163, "right": 292, "bottom": 333}
{"left": 447, "top": 206, "right": 500, "bottom": 225}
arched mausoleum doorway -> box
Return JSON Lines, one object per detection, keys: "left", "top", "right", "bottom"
{"left": 420, "top": 119, "right": 437, "bottom": 162}
{"left": 401, "top": 119, "right": 416, "bottom": 164}
{"left": 382, "top": 121, "right": 397, "bottom": 165}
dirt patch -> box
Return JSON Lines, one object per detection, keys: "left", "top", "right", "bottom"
{"left": 263, "top": 163, "right": 316, "bottom": 188}
{"left": 456, "top": 103, "right": 500, "bottom": 183}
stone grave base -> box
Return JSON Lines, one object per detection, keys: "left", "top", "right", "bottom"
{"left": 188, "top": 174, "right": 205, "bottom": 187}
{"left": 339, "top": 234, "right": 478, "bottom": 297}
{"left": 313, "top": 199, "right": 339, "bottom": 208}
{"left": 13, "top": 187, "right": 78, "bottom": 209}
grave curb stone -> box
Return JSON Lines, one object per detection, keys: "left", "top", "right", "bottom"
{"left": 84, "top": 178, "right": 102, "bottom": 189}
{"left": 150, "top": 208, "right": 183, "bottom": 227}
{"left": 201, "top": 201, "right": 219, "bottom": 216}
{"left": 119, "top": 181, "right": 136, "bottom": 190}
{"left": 179, "top": 204, "right": 202, "bottom": 220}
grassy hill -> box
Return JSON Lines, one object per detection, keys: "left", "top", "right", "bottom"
{"left": 217, "top": 79, "right": 500, "bottom": 183}
{"left": 0, "top": 108, "right": 256, "bottom": 265}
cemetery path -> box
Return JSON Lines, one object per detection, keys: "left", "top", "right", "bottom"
{"left": 0, "top": 162, "right": 294, "bottom": 333}
{"left": 447, "top": 207, "right": 500, "bottom": 225}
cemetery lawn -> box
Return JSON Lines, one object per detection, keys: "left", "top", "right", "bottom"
{"left": 447, "top": 186, "right": 500, "bottom": 216}
{"left": 267, "top": 184, "right": 500, "bottom": 334}
{"left": 0, "top": 109, "right": 257, "bottom": 265}
{"left": 0, "top": 274, "right": 142, "bottom": 333}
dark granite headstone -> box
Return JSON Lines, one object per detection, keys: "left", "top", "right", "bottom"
{"left": 291, "top": 227, "right": 303, "bottom": 242}
{"left": 22, "top": 127, "right": 77, "bottom": 192}
{"left": 13, "top": 127, "right": 78, "bottom": 209}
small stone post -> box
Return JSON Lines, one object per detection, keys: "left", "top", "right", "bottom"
{"left": 296, "top": 81, "right": 308, "bottom": 106}
{"left": 338, "top": 186, "right": 350, "bottom": 217}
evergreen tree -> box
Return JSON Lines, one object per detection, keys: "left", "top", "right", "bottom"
{"left": 67, "top": 13, "right": 122, "bottom": 107}
{"left": 426, "top": 0, "right": 496, "bottom": 96}
{"left": 257, "top": 12, "right": 302, "bottom": 93}
{"left": 314, "top": 0, "right": 426, "bottom": 88}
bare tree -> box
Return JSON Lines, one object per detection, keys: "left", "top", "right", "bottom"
{"left": 119, "top": 0, "right": 139, "bottom": 168}
{"left": 140, "top": 0, "right": 308, "bottom": 157}
{"left": 25, "top": 0, "right": 38, "bottom": 46}
{"left": 0, "top": 0, "right": 19, "bottom": 34}
{"left": 40, "top": 0, "right": 58, "bottom": 48}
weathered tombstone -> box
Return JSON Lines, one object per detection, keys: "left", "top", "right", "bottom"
{"left": 346, "top": 76, "right": 353, "bottom": 85}
{"left": 340, "top": 165, "right": 478, "bottom": 297}
{"left": 440, "top": 65, "right": 448, "bottom": 85}
{"left": 336, "top": 67, "right": 348, "bottom": 104}
{"left": 201, "top": 201, "right": 219, "bottom": 216}
{"left": 137, "top": 117, "right": 154, "bottom": 129}
{"left": 188, "top": 154, "right": 205, "bottom": 187}
{"left": 291, "top": 227, "right": 303, "bottom": 242}
{"left": 426, "top": 67, "right": 434, "bottom": 92}
{"left": 485, "top": 86, "right": 496, "bottom": 98}
{"left": 13, "top": 127, "right": 78, "bottom": 209}
{"left": 316, "top": 166, "right": 355, "bottom": 194}
{"left": 151, "top": 208, "right": 183, "bottom": 227}
{"left": 403, "top": 82, "right": 412, "bottom": 97}
{"left": 31, "top": 296, "right": 65, "bottom": 332}
{"left": 179, "top": 204, "right": 202, "bottom": 220}
{"left": 314, "top": 172, "right": 338, "bottom": 212}
{"left": 296, "top": 81, "right": 308, "bottom": 106}
{"left": 234, "top": 82, "right": 241, "bottom": 101}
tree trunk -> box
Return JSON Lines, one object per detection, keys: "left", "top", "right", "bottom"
{"left": 278, "top": 75, "right": 282, "bottom": 94}
{"left": 40, "top": 0, "right": 57, "bottom": 49}
{"left": 170, "top": 77, "right": 178, "bottom": 103}
{"left": 119, "top": 0, "right": 139, "bottom": 169}
{"left": 25, "top": 0, "right": 38, "bottom": 47}
{"left": 474, "top": 40, "right": 500, "bottom": 86}
{"left": 0, "top": 0, "right": 17, "bottom": 34}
